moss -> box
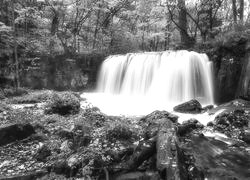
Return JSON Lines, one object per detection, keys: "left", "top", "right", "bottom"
{"left": 11, "top": 90, "right": 53, "bottom": 104}
{"left": 44, "top": 91, "right": 80, "bottom": 116}
{"left": 0, "top": 102, "right": 11, "bottom": 113}
{"left": 105, "top": 119, "right": 139, "bottom": 142}
{"left": 2, "top": 87, "right": 28, "bottom": 97}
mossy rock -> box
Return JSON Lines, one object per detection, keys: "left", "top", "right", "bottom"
{"left": 11, "top": 90, "right": 53, "bottom": 104}
{"left": 3, "top": 87, "right": 28, "bottom": 97}
{"left": 44, "top": 92, "right": 80, "bottom": 116}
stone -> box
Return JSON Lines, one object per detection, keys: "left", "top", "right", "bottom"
{"left": 173, "top": 99, "right": 202, "bottom": 114}
{"left": 242, "top": 129, "right": 250, "bottom": 144}
{"left": 177, "top": 119, "right": 204, "bottom": 136}
{"left": 214, "top": 109, "right": 249, "bottom": 132}
{"left": 49, "top": 159, "right": 71, "bottom": 176}
{"left": 34, "top": 144, "right": 51, "bottom": 162}
{"left": 207, "top": 121, "right": 215, "bottom": 127}
{"left": 186, "top": 134, "right": 250, "bottom": 180}
{"left": 202, "top": 105, "right": 214, "bottom": 111}
{"left": 0, "top": 123, "right": 35, "bottom": 146}
{"left": 57, "top": 128, "right": 74, "bottom": 139}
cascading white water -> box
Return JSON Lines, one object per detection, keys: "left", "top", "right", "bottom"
{"left": 82, "top": 50, "right": 215, "bottom": 119}
{"left": 97, "top": 50, "right": 214, "bottom": 104}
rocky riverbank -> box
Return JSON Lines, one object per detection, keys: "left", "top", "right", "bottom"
{"left": 0, "top": 90, "right": 250, "bottom": 180}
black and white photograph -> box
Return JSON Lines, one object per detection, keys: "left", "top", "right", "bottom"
{"left": 0, "top": 0, "right": 250, "bottom": 179}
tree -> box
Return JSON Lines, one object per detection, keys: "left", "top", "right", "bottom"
{"left": 177, "top": 0, "right": 194, "bottom": 46}
{"left": 239, "top": 0, "right": 244, "bottom": 22}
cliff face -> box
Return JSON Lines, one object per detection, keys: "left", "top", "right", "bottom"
{"left": 203, "top": 33, "right": 250, "bottom": 104}
{"left": 20, "top": 53, "right": 106, "bottom": 91}
{"left": 236, "top": 51, "right": 250, "bottom": 100}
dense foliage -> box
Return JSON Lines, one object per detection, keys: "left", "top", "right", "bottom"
{"left": 0, "top": 0, "right": 250, "bottom": 89}
{"left": 0, "top": 0, "right": 249, "bottom": 54}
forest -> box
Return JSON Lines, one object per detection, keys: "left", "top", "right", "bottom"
{"left": 0, "top": 0, "right": 249, "bottom": 89}
{"left": 1, "top": 0, "right": 250, "bottom": 180}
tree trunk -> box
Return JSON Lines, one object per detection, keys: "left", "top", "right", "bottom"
{"left": 51, "top": 11, "right": 59, "bottom": 35}
{"left": 232, "top": 0, "right": 237, "bottom": 24}
{"left": 209, "top": 0, "right": 213, "bottom": 31}
{"left": 125, "top": 137, "right": 157, "bottom": 170}
{"left": 177, "top": 0, "right": 193, "bottom": 47}
{"left": 12, "top": 0, "right": 19, "bottom": 90}
{"left": 93, "top": 1, "right": 102, "bottom": 49}
{"left": 239, "top": 0, "right": 244, "bottom": 22}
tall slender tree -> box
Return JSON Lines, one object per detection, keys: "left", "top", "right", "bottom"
{"left": 12, "top": 0, "right": 19, "bottom": 89}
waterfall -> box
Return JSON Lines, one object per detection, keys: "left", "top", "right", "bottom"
{"left": 83, "top": 50, "right": 214, "bottom": 116}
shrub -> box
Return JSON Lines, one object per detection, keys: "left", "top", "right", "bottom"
{"left": 44, "top": 91, "right": 80, "bottom": 116}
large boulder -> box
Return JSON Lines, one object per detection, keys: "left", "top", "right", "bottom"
{"left": 213, "top": 109, "right": 250, "bottom": 140}
{"left": 177, "top": 119, "right": 204, "bottom": 136}
{"left": 173, "top": 99, "right": 202, "bottom": 114}
{"left": 0, "top": 123, "right": 35, "bottom": 146}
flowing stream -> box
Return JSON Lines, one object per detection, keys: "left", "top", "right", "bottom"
{"left": 82, "top": 50, "right": 217, "bottom": 124}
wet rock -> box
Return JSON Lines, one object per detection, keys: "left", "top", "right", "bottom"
{"left": 202, "top": 105, "right": 214, "bottom": 112}
{"left": 57, "top": 128, "right": 74, "bottom": 139}
{"left": 185, "top": 134, "right": 250, "bottom": 179}
{"left": 0, "top": 123, "right": 35, "bottom": 146}
{"left": 242, "top": 129, "right": 250, "bottom": 144}
{"left": 213, "top": 109, "right": 249, "bottom": 138}
{"left": 173, "top": 99, "right": 202, "bottom": 114}
{"left": 49, "top": 159, "right": 71, "bottom": 176}
{"left": 207, "top": 121, "right": 215, "bottom": 127}
{"left": 34, "top": 144, "right": 51, "bottom": 162}
{"left": 140, "top": 110, "right": 178, "bottom": 124}
{"left": 177, "top": 119, "right": 204, "bottom": 136}
{"left": 30, "top": 133, "right": 48, "bottom": 141}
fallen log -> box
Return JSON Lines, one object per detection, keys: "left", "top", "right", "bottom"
{"left": 125, "top": 136, "right": 157, "bottom": 170}
{"left": 156, "top": 119, "right": 188, "bottom": 180}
